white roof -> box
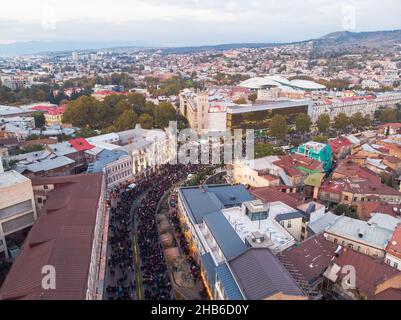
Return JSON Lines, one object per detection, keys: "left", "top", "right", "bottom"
{"left": 0, "top": 170, "right": 30, "bottom": 189}
{"left": 221, "top": 202, "right": 295, "bottom": 251}
{"left": 289, "top": 79, "right": 326, "bottom": 90}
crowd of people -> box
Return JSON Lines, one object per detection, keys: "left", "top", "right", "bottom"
{"left": 134, "top": 164, "right": 204, "bottom": 300}
{"left": 106, "top": 163, "right": 210, "bottom": 300}
{"left": 106, "top": 175, "right": 156, "bottom": 300}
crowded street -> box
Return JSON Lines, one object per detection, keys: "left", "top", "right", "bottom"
{"left": 105, "top": 164, "right": 206, "bottom": 300}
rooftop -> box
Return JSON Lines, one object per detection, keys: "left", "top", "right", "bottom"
{"left": 325, "top": 216, "right": 394, "bottom": 249}
{"left": 0, "top": 173, "right": 104, "bottom": 300}
{"left": 228, "top": 248, "right": 305, "bottom": 300}
{"left": 280, "top": 234, "right": 339, "bottom": 283}
{"left": 0, "top": 170, "right": 30, "bottom": 189}
{"left": 221, "top": 203, "right": 295, "bottom": 252}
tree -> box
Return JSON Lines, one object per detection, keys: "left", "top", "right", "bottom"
{"left": 333, "top": 113, "right": 349, "bottom": 132}
{"left": 312, "top": 135, "right": 329, "bottom": 143}
{"left": 153, "top": 102, "right": 176, "bottom": 128}
{"left": 295, "top": 113, "right": 311, "bottom": 139}
{"left": 379, "top": 108, "right": 397, "bottom": 123}
{"left": 248, "top": 93, "right": 257, "bottom": 103}
{"left": 350, "top": 112, "right": 365, "bottom": 129}
{"left": 317, "top": 114, "right": 330, "bottom": 134}
{"left": 138, "top": 113, "right": 154, "bottom": 129}
{"left": 254, "top": 142, "right": 285, "bottom": 158}
{"left": 334, "top": 204, "right": 358, "bottom": 219}
{"left": 234, "top": 98, "right": 247, "bottom": 105}
{"left": 33, "top": 111, "right": 45, "bottom": 128}
{"left": 112, "top": 110, "right": 138, "bottom": 132}
{"left": 269, "top": 115, "right": 287, "bottom": 142}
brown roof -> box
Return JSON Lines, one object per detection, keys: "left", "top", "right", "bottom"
{"left": 0, "top": 173, "right": 104, "bottom": 300}
{"left": 358, "top": 202, "right": 401, "bottom": 220}
{"left": 333, "top": 248, "right": 400, "bottom": 298}
{"left": 386, "top": 224, "right": 401, "bottom": 260}
{"left": 251, "top": 186, "right": 304, "bottom": 208}
{"left": 280, "top": 234, "right": 339, "bottom": 283}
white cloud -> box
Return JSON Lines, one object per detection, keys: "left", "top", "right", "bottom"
{"left": 0, "top": 0, "right": 400, "bottom": 45}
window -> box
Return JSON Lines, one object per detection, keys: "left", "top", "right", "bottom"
{"left": 344, "top": 196, "right": 349, "bottom": 201}
{"left": 287, "top": 220, "right": 292, "bottom": 228}
{"left": 395, "top": 262, "right": 399, "bottom": 269}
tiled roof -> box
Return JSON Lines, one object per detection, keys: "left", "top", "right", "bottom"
{"left": 0, "top": 173, "right": 104, "bottom": 300}
{"left": 251, "top": 187, "right": 304, "bottom": 208}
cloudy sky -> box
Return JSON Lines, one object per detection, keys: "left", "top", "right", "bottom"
{"left": 1, "top": 0, "right": 401, "bottom": 46}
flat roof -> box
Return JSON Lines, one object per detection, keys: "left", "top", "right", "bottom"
{"left": 227, "top": 100, "right": 312, "bottom": 115}
{"left": 0, "top": 170, "right": 30, "bottom": 189}
{"left": 221, "top": 203, "right": 294, "bottom": 251}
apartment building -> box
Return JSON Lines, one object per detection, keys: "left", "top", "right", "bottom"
{"left": 0, "top": 166, "right": 38, "bottom": 260}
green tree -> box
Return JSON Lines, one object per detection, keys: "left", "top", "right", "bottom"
{"left": 317, "top": 114, "right": 330, "bottom": 134}
{"left": 153, "top": 102, "right": 176, "bottom": 128}
{"left": 33, "top": 111, "right": 45, "bottom": 128}
{"left": 333, "top": 113, "right": 349, "bottom": 132}
{"left": 350, "top": 112, "right": 365, "bottom": 129}
{"left": 295, "top": 113, "right": 311, "bottom": 140}
{"left": 254, "top": 142, "right": 285, "bottom": 158}
{"left": 379, "top": 108, "right": 397, "bottom": 123}
{"left": 138, "top": 113, "right": 154, "bottom": 129}
{"left": 269, "top": 115, "right": 287, "bottom": 142}
{"left": 112, "top": 110, "right": 138, "bottom": 132}
{"left": 334, "top": 204, "right": 358, "bottom": 219}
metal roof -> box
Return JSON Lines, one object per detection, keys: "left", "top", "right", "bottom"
{"left": 325, "top": 216, "right": 394, "bottom": 249}
{"left": 179, "top": 187, "right": 224, "bottom": 224}
{"left": 203, "top": 184, "right": 254, "bottom": 207}
{"left": 200, "top": 253, "right": 217, "bottom": 291}
{"left": 215, "top": 263, "right": 244, "bottom": 300}
{"left": 203, "top": 211, "right": 248, "bottom": 260}
{"left": 308, "top": 212, "right": 339, "bottom": 236}
{"left": 87, "top": 149, "right": 129, "bottom": 173}
{"left": 228, "top": 248, "right": 305, "bottom": 300}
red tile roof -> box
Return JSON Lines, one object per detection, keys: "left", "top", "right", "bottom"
{"left": 0, "top": 173, "right": 104, "bottom": 300}
{"left": 329, "top": 136, "right": 352, "bottom": 154}
{"left": 251, "top": 186, "right": 304, "bottom": 208}
{"left": 68, "top": 138, "right": 95, "bottom": 152}
{"left": 386, "top": 224, "right": 401, "bottom": 260}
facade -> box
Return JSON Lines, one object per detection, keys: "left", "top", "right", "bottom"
{"left": 226, "top": 100, "right": 313, "bottom": 133}
{"left": 44, "top": 106, "right": 66, "bottom": 126}
{"left": 179, "top": 90, "right": 209, "bottom": 134}
{"left": 291, "top": 141, "right": 333, "bottom": 173}
{"left": 87, "top": 149, "right": 133, "bottom": 190}
{"left": 228, "top": 156, "right": 281, "bottom": 188}
{"left": 0, "top": 169, "right": 37, "bottom": 260}
{"left": 385, "top": 224, "right": 401, "bottom": 271}
{"left": 311, "top": 92, "right": 401, "bottom": 122}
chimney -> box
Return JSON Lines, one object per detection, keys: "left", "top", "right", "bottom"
{"left": 0, "top": 153, "right": 4, "bottom": 173}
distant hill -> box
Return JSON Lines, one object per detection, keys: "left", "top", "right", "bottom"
{"left": 0, "top": 41, "right": 148, "bottom": 56}
{"left": 159, "top": 43, "right": 278, "bottom": 55}
{"left": 1, "top": 29, "right": 400, "bottom": 56}
{"left": 309, "top": 29, "right": 401, "bottom": 53}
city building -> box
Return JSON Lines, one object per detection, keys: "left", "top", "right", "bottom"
{"left": 0, "top": 166, "right": 38, "bottom": 260}
{"left": 291, "top": 141, "right": 333, "bottom": 173}
{"left": 87, "top": 149, "right": 133, "bottom": 189}
{"left": 324, "top": 215, "right": 400, "bottom": 258}
{"left": 0, "top": 173, "right": 108, "bottom": 300}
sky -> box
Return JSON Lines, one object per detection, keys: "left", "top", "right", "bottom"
{"left": 1, "top": 0, "right": 401, "bottom": 46}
